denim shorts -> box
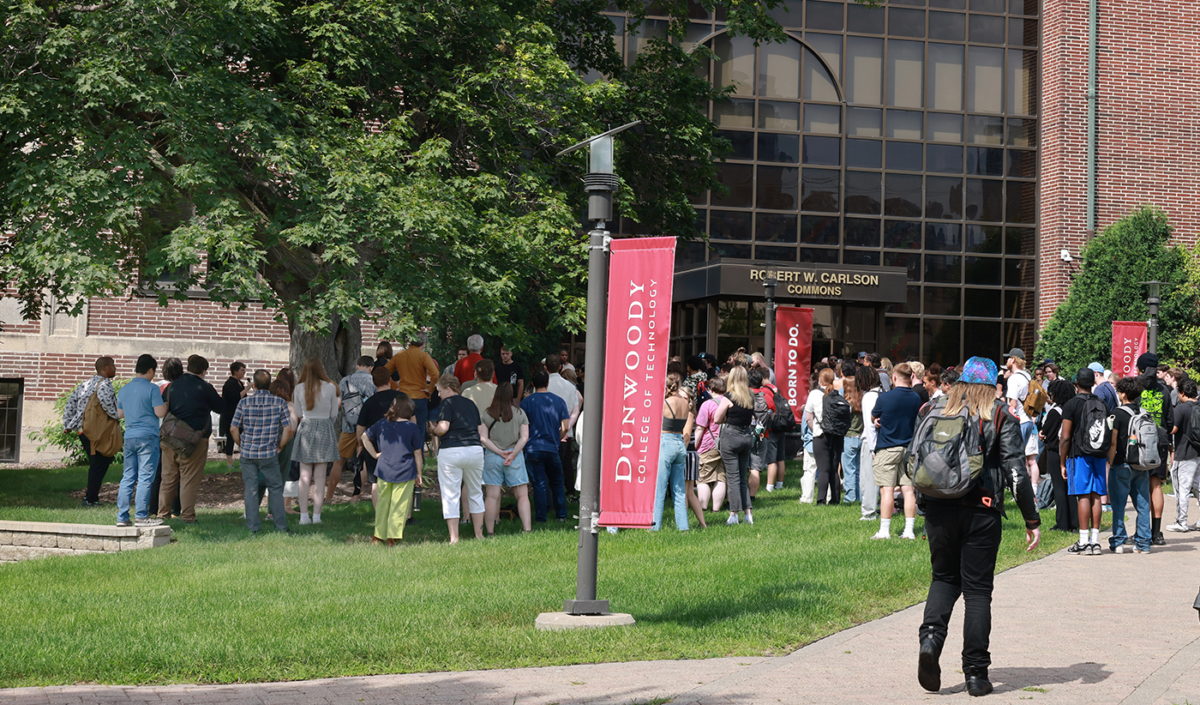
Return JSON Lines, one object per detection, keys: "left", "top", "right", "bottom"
{"left": 483, "top": 449, "right": 529, "bottom": 488}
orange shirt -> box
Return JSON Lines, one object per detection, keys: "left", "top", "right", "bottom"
{"left": 386, "top": 345, "right": 439, "bottom": 400}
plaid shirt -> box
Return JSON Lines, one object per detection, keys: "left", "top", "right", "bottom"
{"left": 230, "top": 392, "right": 292, "bottom": 460}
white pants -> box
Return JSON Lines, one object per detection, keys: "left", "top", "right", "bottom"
{"left": 438, "top": 446, "right": 485, "bottom": 519}
{"left": 800, "top": 448, "right": 817, "bottom": 503}
{"left": 1173, "top": 458, "right": 1200, "bottom": 526}
{"left": 860, "top": 446, "right": 878, "bottom": 517}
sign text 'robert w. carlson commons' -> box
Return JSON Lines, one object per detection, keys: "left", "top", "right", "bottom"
{"left": 749, "top": 268, "right": 881, "bottom": 297}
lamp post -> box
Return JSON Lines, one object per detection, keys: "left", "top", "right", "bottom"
{"left": 1143, "top": 280, "right": 1162, "bottom": 354}
{"left": 763, "top": 277, "right": 777, "bottom": 376}
{"left": 537, "top": 122, "right": 641, "bottom": 629}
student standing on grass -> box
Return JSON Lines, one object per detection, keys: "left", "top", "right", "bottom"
{"left": 871, "top": 362, "right": 923, "bottom": 540}
{"left": 856, "top": 366, "right": 883, "bottom": 522}
{"left": 362, "top": 394, "right": 423, "bottom": 546}
{"left": 1106, "top": 377, "right": 1152, "bottom": 553}
{"left": 149, "top": 357, "right": 184, "bottom": 518}
{"left": 159, "top": 355, "right": 225, "bottom": 524}
{"left": 230, "top": 370, "right": 294, "bottom": 534}
{"left": 520, "top": 369, "right": 571, "bottom": 523}
{"left": 356, "top": 366, "right": 403, "bottom": 507}
{"left": 693, "top": 377, "right": 727, "bottom": 513}
{"left": 841, "top": 362, "right": 864, "bottom": 504}
{"left": 916, "top": 357, "right": 1040, "bottom": 698}
{"left": 220, "top": 362, "right": 248, "bottom": 466}
{"left": 292, "top": 358, "right": 341, "bottom": 526}
{"left": 431, "top": 374, "right": 487, "bottom": 543}
{"left": 1058, "top": 367, "right": 1108, "bottom": 556}
{"left": 480, "top": 382, "right": 531, "bottom": 534}
{"left": 1167, "top": 379, "right": 1200, "bottom": 533}
{"left": 116, "top": 355, "right": 167, "bottom": 528}
{"left": 712, "top": 366, "right": 756, "bottom": 526}
{"left": 62, "top": 355, "right": 120, "bottom": 507}
{"left": 328, "top": 356, "right": 376, "bottom": 503}
{"left": 652, "top": 373, "right": 695, "bottom": 532}
{"left": 462, "top": 359, "right": 498, "bottom": 413}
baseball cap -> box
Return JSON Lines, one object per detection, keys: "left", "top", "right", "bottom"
{"left": 1087, "top": 362, "right": 1104, "bottom": 373}
{"left": 959, "top": 357, "right": 998, "bottom": 386}
{"left": 1075, "top": 367, "right": 1095, "bottom": 386}
{"left": 857, "top": 351, "right": 867, "bottom": 360}
{"left": 1003, "top": 348, "right": 1025, "bottom": 360}
{"left": 1136, "top": 352, "right": 1158, "bottom": 371}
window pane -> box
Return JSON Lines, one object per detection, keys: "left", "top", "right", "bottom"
{"left": 964, "top": 288, "right": 1000, "bottom": 317}
{"left": 758, "top": 132, "right": 799, "bottom": 163}
{"left": 968, "top": 47, "right": 1004, "bottom": 113}
{"left": 927, "top": 178, "right": 963, "bottom": 220}
{"left": 1006, "top": 180, "right": 1036, "bottom": 223}
{"left": 802, "top": 247, "right": 841, "bottom": 263}
{"left": 930, "top": 11, "right": 966, "bottom": 40}
{"left": 890, "top": 8, "right": 925, "bottom": 37}
{"left": 847, "top": 139, "right": 883, "bottom": 168}
{"left": 885, "top": 220, "right": 922, "bottom": 249}
{"left": 681, "top": 21, "right": 713, "bottom": 52}
{"left": 965, "top": 178, "right": 1003, "bottom": 221}
{"left": 928, "top": 144, "right": 964, "bottom": 173}
{"left": 967, "top": 115, "right": 1005, "bottom": 143}
{"left": 925, "top": 254, "right": 962, "bottom": 283}
{"left": 1007, "top": 118, "right": 1036, "bottom": 146}
{"left": 803, "top": 136, "right": 841, "bottom": 165}
{"left": 757, "top": 165, "right": 799, "bottom": 210}
{"left": 713, "top": 33, "right": 755, "bottom": 95}
{"left": 846, "top": 37, "right": 884, "bottom": 104}
{"left": 885, "top": 174, "right": 923, "bottom": 216}
{"left": 1010, "top": 17, "right": 1037, "bottom": 46}
{"left": 847, "top": 107, "right": 883, "bottom": 137}
{"left": 801, "top": 169, "right": 840, "bottom": 211}
{"left": 718, "top": 129, "right": 755, "bottom": 160}
{"left": 887, "top": 141, "right": 924, "bottom": 171}
{"left": 966, "top": 146, "right": 1004, "bottom": 174}
{"left": 756, "top": 213, "right": 798, "bottom": 242}
{"left": 927, "top": 43, "right": 964, "bottom": 111}
{"left": 804, "top": 49, "right": 840, "bottom": 102}
{"left": 710, "top": 210, "right": 753, "bottom": 240}
{"left": 715, "top": 98, "right": 755, "bottom": 128}
{"left": 767, "top": 0, "right": 803, "bottom": 26}
{"left": 1007, "top": 149, "right": 1036, "bottom": 177}
{"left": 925, "top": 286, "right": 961, "bottom": 316}
{"left": 931, "top": 0, "right": 966, "bottom": 7}
{"left": 845, "top": 218, "right": 882, "bottom": 247}
{"left": 801, "top": 215, "right": 840, "bottom": 245}
{"left": 713, "top": 242, "right": 752, "bottom": 259}
{"left": 713, "top": 164, "right": 754, "bottom": 207}
{"left": 1006, "top": 258, "right": 1034, "bottom": 287}
{"left": 677, "top": 240, "right": 707, "bottom": 267}
{"left": 887, "top": 285, "right": 922, "bottom": 315}
{"left": 628, "top": 19, "right": 668, "bottom": 64}
{"left": 845, "top": 249, "right": 882, "bottom": 266}
{"left": 804, "top": 103, "right": 841, "bottom": 134}
{"left": 1005, "top": 226, "right": 1036, "bottom": 255}
{"left": 887, "top": 109, "right": 923, "bottom": 139}
{"left": 845, "top": 171, "right": 882, "bottom": 214}
{"left": 965, "top": 256, "right": 1002, "bottom": 284}
{"left": 756, "top": 245, "right": 798, "bottom": 262}
{"left": 807, "top": 1, "right": 845, "bottom": 30}
{"left": 925, "top": 222, "right": 963, "bottom": 250}
{"left": 1005, "top": 289, "right": 1035, "bottom": 319}
{"left": 847, "top": 3, "right": 885, "bottom": 33}
{"left": 923, "top": 319, "right": 961, "bottom": 367}
{"left": 970, "top": 14, "right": 1005, "bottom": 44}
{"left": 759, "top": 100, "right": 800, "bottom": 130}
{"left": 885, "top": 251, "right": 923, "bottom": 281}
{"left": 887, "top": 40, "right": 924, "bottom": 108}
{"left": 928, "top": 113, "right": 964, "bottom": 142}
{"left": 966, "top": 224, "right": 1003, "bottom": 253}
{"left": 807, "top": 33, "right": 843, "bottom": 80}
{"left": 1007, "top": 49, "right": 1036, "bottom": 115}
{"left": 759, "top": 41, "right": 801, "bottom": 99}
{"left": 971, "top": 0, "right": 1005, "bottom": 12}
{"left": 884, "top": 316, "right": 921, "bottom": 361}
{"left": 963, "top": 321, "right": 1001, "bottom": 362}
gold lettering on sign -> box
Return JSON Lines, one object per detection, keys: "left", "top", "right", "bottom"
{"left": 750, "top": 269, "right": 880, "bottom": 290}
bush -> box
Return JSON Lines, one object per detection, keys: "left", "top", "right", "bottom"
{"left": 30, "top": 379, "right": 129, "bottom": 465}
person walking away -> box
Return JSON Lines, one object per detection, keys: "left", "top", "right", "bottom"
{"left": 62, "top": 356, "right": 120, "bottom": 507}
{"left": 871, "top": 362, "right": 923, "bottom": 539}
{"left": 158, "top": 355, "right": 225, "bottom": 523}
{"left": 292, "top": 357, "right": 341, "bottom": 525}
{"left": 915, "top": 357, "right": 1040, "bottom": 697}
{"left": 520, "top": 369, "right": 571, "bottom": 523}
{"left": 115, "top": 355, "right": 166, "bottom": 527}
{"left": 480, "top": 382, "right": 531, "bottom": 533}
{"left": 230, "top": 369, "right": 293, "bottom": 533}
{"left": 856, "top": 366, "right": 882, "bottom": 521}
{"left": 431, "top": 375, "right": 487, "bottom": 542}
{"left": 495, "top": 346, "right": 525, "bottom": 400}
{"left": 362, "top": 394, "right": 423, "bottom": 545}
{"left": 694, "top": 377, "right": 728, "bottom": 512}
{"left": 1041, "top": 380, "right": 1079, "bottom": 532}
{"left": 1167, "top": 378, "right": 1200, "bottom": 534}
{"left": 149, "top": 357, "right": 183, "bottom": 518}
{"left": 1106, "top": 377, "right": 1153, "bottom": 553}
{"left": 1058, "top": 367, "right": 1110, "bottom": 555}
{"left": 329, "top": 356, "right": 376, "bottom": 502}
{"left": 652, "top": 373, "right": 694, "bottom": 532}
{"left": 841, "top": 363, "right": 863, "bottom": 504}
{"left": 1003, "top": 348, "right": 1041, "bottom": 494}
{"left": 386, "top": 335, "right": 440, "bottom": 437}
{"left": 454, "top": 335, "right": 486, "bottom": 387}
{"left": 1135, "top": 353, "right": 1174, "bottom": 546}
{"left": 462, "top": 359, "right": 498, "bottom": 415}
{"left": 807, "top": 368, "right": 848, "bottom": 505}
{"left": 220, "top": 362, "right": 248, "bottom": 467}
{"left": 712, "top": 366, "right": 756, "bottom": 525}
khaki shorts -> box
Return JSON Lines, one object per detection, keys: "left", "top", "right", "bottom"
{"left": 338, "top": 431, "right": 359, "bottom": 460}
{"left": 873, "top": 446, "right": 913, "bottom": 487}
{"left": 698, "top": 447, "right": 724, "bottom": 484}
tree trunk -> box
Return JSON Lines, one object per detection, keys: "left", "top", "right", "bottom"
{"left": 288, "top": 313, "right": 362, "bottom": 381}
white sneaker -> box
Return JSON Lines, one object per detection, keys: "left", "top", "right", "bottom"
{"left": 312, "top": 514, "right": 322, "bottom": 524}
{"left": 1164, "top": 523, "right": 1189, "bottom": 533}
{"left": 135, "top": 518, "right": 164, "bottom": 527}
{"left": 300, "top": 514, "right": 312, "bottom": 525}
{"left": 900, "top": 532, "right": 917, "bottom": 540}
{"left": 745, "top": 512, "right": 754, "bottom": 525}
{"left": 726, "top": 513, "right": 740, "bottom": 525}
{"left": 871, "top": 530, "right": 891, "bottom": 540}
{"left": 859, "top": 515, "right": 878, "bottom": 521}
{"left": 1189, "top": 523, "right": 1200, "bottom": 532}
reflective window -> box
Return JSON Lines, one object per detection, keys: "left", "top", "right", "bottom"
{"left": 929, "top": 113, "right": 964, "bottom": 142}
{"left": 803, "top": 136, "right": 841, "bottom": 165}
{"left": 927, "top": 43, "right": 964, "bottom": 111}
{"left": 846, "top": 218, "right": 882, "bottom": 247}
{"left": 756, "top": 213, "right": 798, "bottom": 242}
{"left": 925, "top": 287, "right": 961, "bottom": 316}
{"left": 966, "top": 225, "right": 1004, "bottom": 254}
{"left": 713, "top": 163, "right": 754, "bottom": 207}
{"left": 759, "top": 101, "right": 800, "bottom": 130}
{"left": 887, "top": 110, "right": 924, "bottom": 139}
{"left": 847, "top": 139, "right": 883, "bottom": 168}
{"left": 926, "top": 180, "right": 964, "bottom": 220}
{"left": 930, "top": 12, "right": 966, "bottom": 40}
{"left": 885, "top": 174, "right": 923, "bottom": 216}
{"left": 802, "top": 169, "right": 840, "bottom": 212}
{"left": 757, "top": 165, "right": 799, "bottom": 210}
{"left": 885, "top": 220, "right": 922, "bottom": 249}
{"left": 965, "top": 179, "right": 1003, "bottom": 221}
{"left": 847, "top": 107, "right": 883, "bottom": 137}
{"left": 928, "top": 144, "right": 964, "bottom": 173}
{"left": 804, "top": 103, "right": 842, "bottom": 133}
{"left": 925, "top": 221, "right": 963, "bottom": 250}
{"left": 847, "top": 3, "right": 886, "bottom": 33}
{"left": 966, "top": 146, "right": 1004, "bottom": 175}
{"left": 807, "top": 1, "right": 845, "bottom": 31}
{"left": 845, "top": 171, "right": 882, "bottom": 215}
{"left": 758, "top": 133, "right": 799, "bottom": 163}
{"left": 757, "top": 244, "right": 798, "bottom": 262}
{"left": 968, "top": 47, "right": 1004, "bottom": 113}
{"left": 890, "top": 8, "right": 926, "bottom": 37}
{"left": 887, "top": 40, "right": 925, "bottom": 108}
{"left": 969, "top": 14, "right": 1005, "bottom": 44}
{"left": 887, "top": 141, "right": 924, "bottom": 171}
{"left": 710, "top": 210, "right": 753, "bottom": 240}
{"left": 801, "top": 215, "right": 841, "bottom": 245}
{"left": 846, "top": 37, "right": 884, "bottom": 104}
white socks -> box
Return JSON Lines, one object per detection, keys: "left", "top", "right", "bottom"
{"left": 765, "top": 485, "right": 774, "bottom": 493}
{"left": 903, "top": 518, "right": 916, "bottom": 536}
{"left": 300, "top": 513, "right": 311, "bottom": 525}
{"left": 775, "top": 482, "right": 783, "bottom": 490}
{"left": 1079, "top": 529, "right": 1088, "bottom": 545}
{"left": 313, "top": 513, "right": 322, "bottom": 524}
{"left": 880, "top": 518, "right": 892, "bottom": 534}
{"left": 727, "top": 512, "right": 740, "bottom": 525}
{"left": 1089, "top": 528, "right": 1098, "bottom": 544}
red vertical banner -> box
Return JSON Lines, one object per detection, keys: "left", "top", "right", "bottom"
{"left": 598, "top": 237, "right": 676, "bottom": 528}
{"left": 1112, "top": 321, "right": 1148, "bottom": 377}
{"left": 775, "top": 306, "right": 814, "bottom": 418}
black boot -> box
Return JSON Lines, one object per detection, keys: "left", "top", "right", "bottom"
{"left": 917, "top": 636, "right": 941, "bottom": 692}
{"left": 965, "top": 666, "right": 993, "bottom": 697}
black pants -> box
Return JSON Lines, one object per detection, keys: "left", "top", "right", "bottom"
{"left": 813, "top": 434, "right": 843, "bottom": 505}
{"left": 79, "top": 435, "right": 114, "bottom": 504}
{"left": 719, "top": 425, "right": 755, "bottom": 512}
{"left": 560, "top": 438, "right": 578, "bottom": 497}
{"left": 921, "top": 502, "right": 1002, "bottom": 673}
{"left": 1048, "top": 450, "right": 1078, "bottom": 531}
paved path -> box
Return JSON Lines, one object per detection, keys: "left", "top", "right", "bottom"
{"left": 6, "top": 502, "right": 1200, "bottom": 705}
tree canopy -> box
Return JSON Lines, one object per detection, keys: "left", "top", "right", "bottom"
{"left": 1, "top": 0, "right": 804, "bottom": 372}
{"left": 1036, "top": 206, "right": 1200, "bottom": 373}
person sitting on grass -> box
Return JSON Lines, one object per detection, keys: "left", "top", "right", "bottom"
{"left": 361, "top": 393, "right": 424, "bottom": 546}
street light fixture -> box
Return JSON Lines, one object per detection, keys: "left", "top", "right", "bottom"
{"left": 763, "top": 277, "right": 778, "bottom": 376}
{"left": 1141, "top": 280, "right": 1162, "bottom": 354}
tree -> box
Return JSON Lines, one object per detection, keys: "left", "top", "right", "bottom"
{"left": 1, "top": 0, "right": 794, "bottom": 377}
{"left": 1036, "top": 206, "right": 1200, "bottom": 373}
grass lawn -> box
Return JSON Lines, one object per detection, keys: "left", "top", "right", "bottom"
{"left": 0, "top": 458, "right": 1082, "bottom": 688}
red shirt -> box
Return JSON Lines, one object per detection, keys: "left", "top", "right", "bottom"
{"left": 454, "top": 353, "right": 483, "bottom": 386}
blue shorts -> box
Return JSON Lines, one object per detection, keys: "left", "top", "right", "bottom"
{"left": 483, "top": 449, "right": 529, "bottom": 488}
{"left": 1067, "top": 455, "right": 1107, "bottom": 496}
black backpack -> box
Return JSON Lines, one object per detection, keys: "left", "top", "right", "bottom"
{"left": 768, "top": 386, "right": 797, "bottom": 432}
{"left": 1072, "top": 393, "right": 1111, "bottom": 458}
{"left": 821, "top": 391, "right": 852, "bottom": 436}
{"left": 1186, "top": 403, "right": 1200, "bottom": 449}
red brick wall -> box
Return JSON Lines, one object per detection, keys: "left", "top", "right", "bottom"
{"left": 1040, "top": 0, "right": 1200, "bottom": 327}
{"left": 86, "top": 297, "right": 292, "bottom": 342}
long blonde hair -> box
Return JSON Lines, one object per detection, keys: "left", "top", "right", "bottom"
{"left": 725, "top": 366, "right": 753, "bottom": 408}
{"left": 298, "top": 357, "right": 338, "bottom": 411}
{"left": 943, "top": 382, "right": 995, "bottom": 421}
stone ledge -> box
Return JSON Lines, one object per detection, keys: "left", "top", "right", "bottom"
{"left": 0, "top": 520, "right": 171, "bottom": 538}
{"left": 0, "top": 521, "right": 173, "bottom": 562}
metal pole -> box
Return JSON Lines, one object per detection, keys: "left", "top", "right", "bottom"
{"left": 763, "top": 278, "right": 777, "bottom": 378}
{"left": 1148, "top": 299, "right": 1160, "bottom": 355}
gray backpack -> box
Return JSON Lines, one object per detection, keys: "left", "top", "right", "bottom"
{"left": 1120, "top": 405, "right": 1161, "bottom": 472}
{"left": 907, "top": 397, "right": 986, "bottom": 500}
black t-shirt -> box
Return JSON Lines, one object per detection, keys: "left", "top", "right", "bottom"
{"left": 165, "top": 374, "right": 225, "bottom": 437}
{"left": 914, "top": 383, "right": 930, "bottom": 405}
{"left": 1041, "top": 407, "right": 1063, "bottom": 459}
{"left": 358, "top": 390, "right": 401, "bottom": 433}
{"left": 1111, "top": 406, "right": 1133, "bottom": 466}
{"left": 1174, "top": 401, "right": 1198, "bottom": 461}
{"left": 495, "top": 362, "right": 524, "bottom": 390}
{"left": 374, "top": 355, "right": 400, "bottom": 382}
{"left": 437, "top": 395, "right": 481, "bottom": 448}
{"left": 1059, "top": 393, "right": 1091, "bottom": 459}
{"left": 221, "top": 377, "right": 244, "bottom": 419}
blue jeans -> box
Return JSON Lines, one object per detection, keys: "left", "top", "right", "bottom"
{"left": 118, "top": 436, "right": 160, "bottom": 523}
{"left": 525, "top": 449, "right": 567, "bottom": 521}
{"left": 242, "top": 455, "right": 287, "bottom": 533}
{"left": 1108, "top": 463, "right": 1151, "bottom": 552}
{"left": 413, "top": 398, "right": 429, "bottom": 440}
{"left": 841, "top": 435, "right": 862, "bottom": 503}
{"left": 652, "top": 434, "right": 689, "bottom": 531}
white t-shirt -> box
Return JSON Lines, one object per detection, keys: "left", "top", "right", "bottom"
{"left": 1006, "top": 369, "right": 1032, "bottom": 424}
{"left": 547, "top": 373, "right": 579, "bottom": 439}
{"left": 805, "top": 388, "right": 826, "bottom": 438}
{"left": 861, "top": 389, "right": 881, "bottom": 451}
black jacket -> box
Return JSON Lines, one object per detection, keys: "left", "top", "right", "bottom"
{"left": 918, "top": 397, "right": 1041, "bottom": 530}
{"left": 1136, "top": 370, "right": 1174, "bottom": 449}
{"left": 165, "top": 374, "right": 226, "bottom": 437}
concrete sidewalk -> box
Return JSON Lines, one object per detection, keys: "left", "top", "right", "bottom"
{"left": 5, "top": 503, "right": 1200, "bottom": 705}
